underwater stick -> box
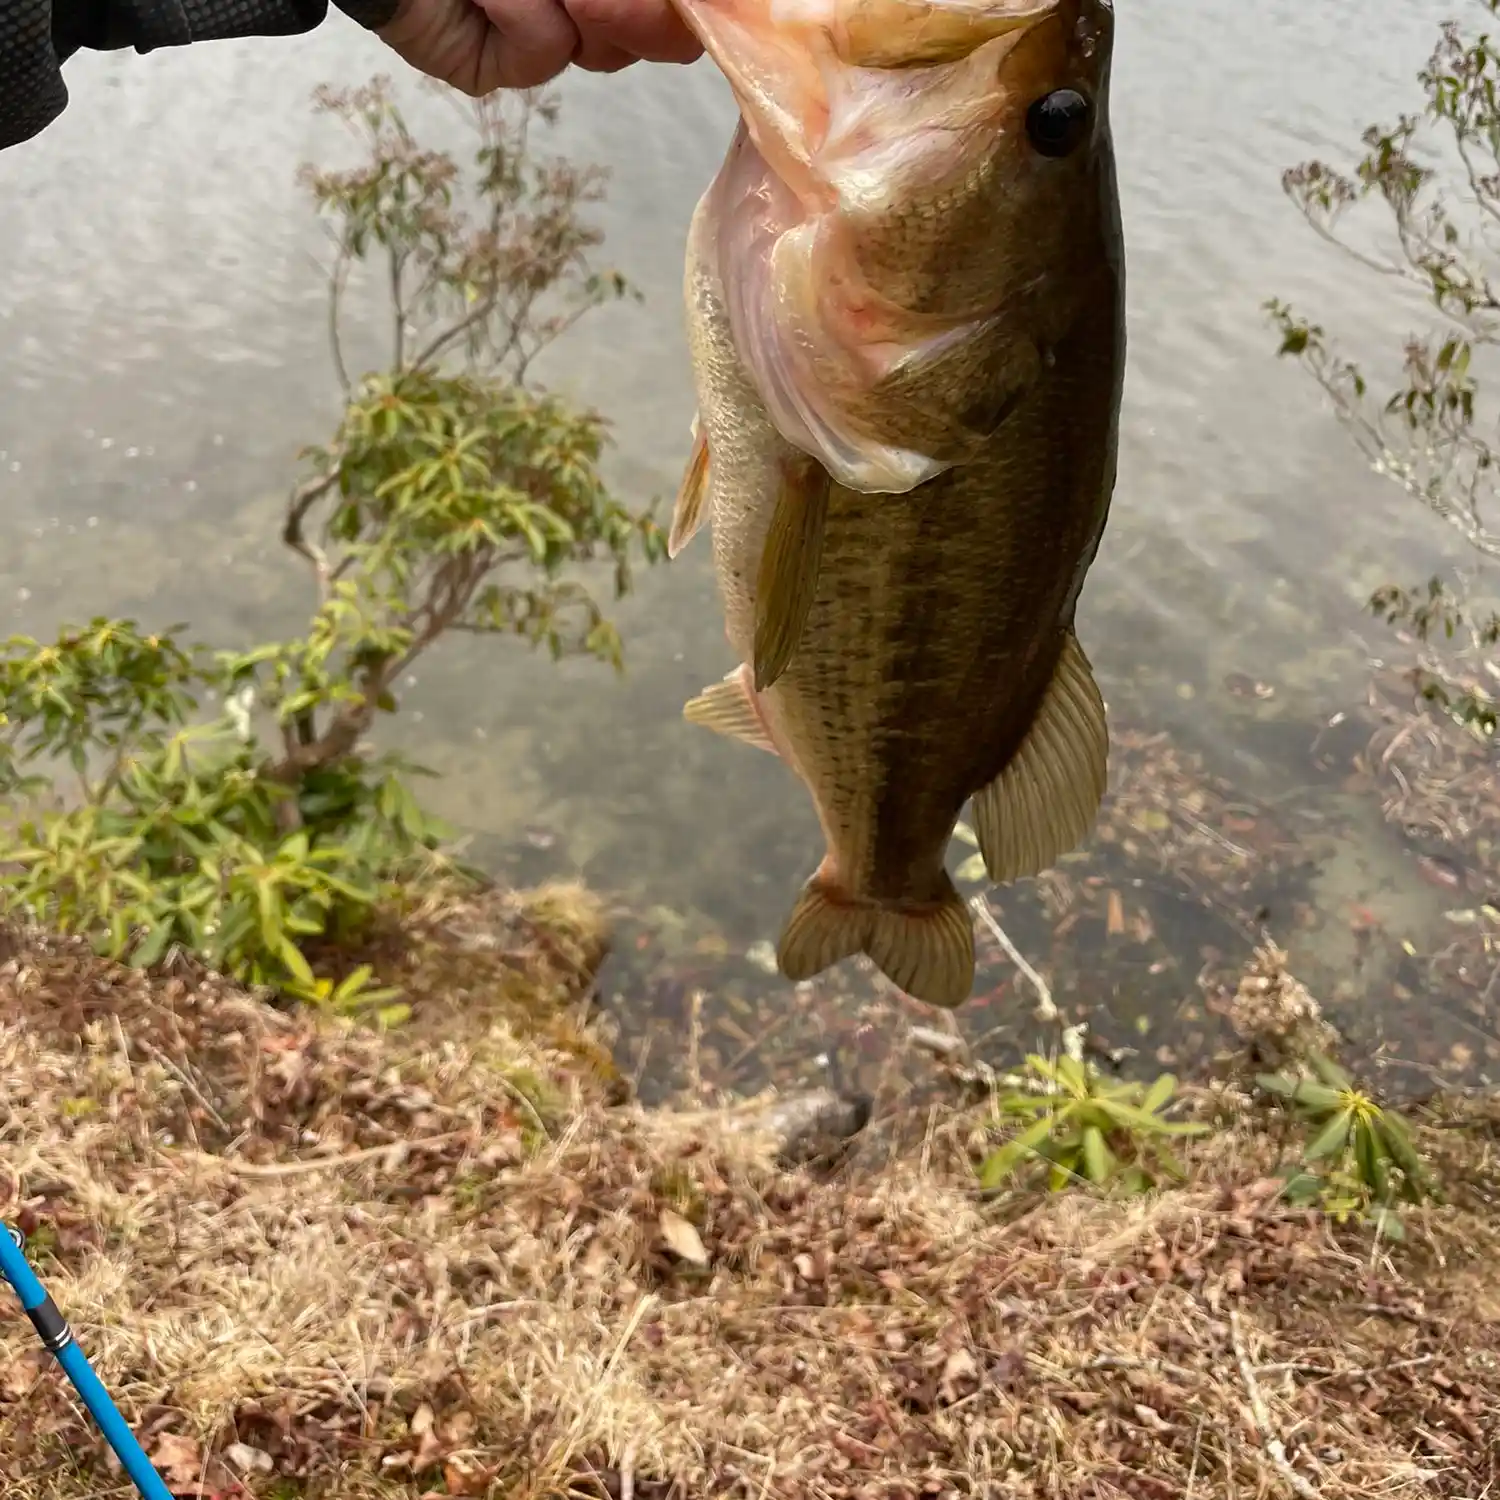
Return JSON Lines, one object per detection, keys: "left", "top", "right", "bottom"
{"left": 0, "top": 1222, "right": 174, "bottom": 1500}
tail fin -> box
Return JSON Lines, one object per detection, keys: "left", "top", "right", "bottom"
{"left": 777, "top": 874, "right": 975, "bottom": 1009}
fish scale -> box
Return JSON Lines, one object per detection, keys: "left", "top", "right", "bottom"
{"left": 673, "top": 0, "right": 1125, "bottom": 1007}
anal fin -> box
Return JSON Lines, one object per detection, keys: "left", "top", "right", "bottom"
{"left": 683, "top": 663, "right": 776, "bottom": 754}
{"left": 753, "top": 454, "right": 830, "bottom": 692}
{"left": 972, "top": 629, "right": 1109, "bottom": 885}
{"left": 668, "top": 418, "right": 710, "bottom": 560}
{"left": 777, "top": 872, "right": 976, "bottom": 1009}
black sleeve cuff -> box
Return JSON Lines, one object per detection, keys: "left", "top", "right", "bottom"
{"left": 333, "top": 0, "right": 397, "bottom": 28}
{"left": 1, "top": 0, "right": 400, "bottom": 152}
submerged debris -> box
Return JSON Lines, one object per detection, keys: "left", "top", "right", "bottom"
{"left": 1223, "top": 941, "right": 1341, "bottom": 1065}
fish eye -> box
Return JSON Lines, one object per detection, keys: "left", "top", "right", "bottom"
{"left": 1025, "top": 88, "right": 1093, "bottom": 159}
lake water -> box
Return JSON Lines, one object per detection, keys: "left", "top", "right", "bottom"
{"left": 1, "top": 0, "right": 1494, "bottom": 1098}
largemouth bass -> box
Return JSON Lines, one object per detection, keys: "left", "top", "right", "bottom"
{"left": 670, "top": 0, "right": 1125, "bottom": 1007}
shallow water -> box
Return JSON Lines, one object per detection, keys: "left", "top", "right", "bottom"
{"left": 0, "top": 0, "right": 1495, "bottom": 1095}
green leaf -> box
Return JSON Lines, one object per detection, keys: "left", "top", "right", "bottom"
{"left": 1154, "top": 1147, "right": 1187, "bottom": 1182}
{"left": 1372, "top": 1109, "right": 1427, "bottom": 1183}
{"left": 1305, "top": 1108, "right": 1355, "bottom": 1162}
{"left": 130, "top": 923, "right": 173, "bottom": 969}
{"left": 978, "top": 1116, "right": 1057, "bottom": 1190}
{"left": 1098, "top": 1098, "right": 1211, "bottom": 1137}
{"left": 1353, "top": 1117, "right": 1383, "bottom": 1196}
{"left": 1081, "top": 1125, "right": 1115, "bottom": 1185}
{"left": 1281, "top": 1170, "right": 1323, "bottom": 1204}
{"left": 1256, "top": 1072, "right": 1299, "bottom": 1098}
{"left": 276, "top": 938, "right": 317, "bottom": 989}
{"left": 1307, "top": 1052, "right": 1354, "bottom": 1092}
{"left": 1141, "top": 1073, "right": 1177, "bottom": 1115}
{"left": 1053, "top": 1054, "right": 1089, "bottom": 1096}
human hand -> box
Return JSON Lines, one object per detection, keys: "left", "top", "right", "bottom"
{"left": 377, "top": 0, "right": 704, "bottom": 94}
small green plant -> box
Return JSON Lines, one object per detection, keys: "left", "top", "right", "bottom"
{"left": 979, "top": 1054, "right": 1210, "bottom": 1195}
{"left": 1258, "top": 1053, "right": 1433, "bottom": 1239}
{"left": 0, "top": 79, "right": 662, "bottom": 1006}
{"left": 285, "top": 963, "right": 408, "bottom": 1026}
{"left": 0, "top": 616, "right": 450, "bottom": 990}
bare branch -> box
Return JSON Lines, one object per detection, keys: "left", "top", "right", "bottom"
{"left": 283, "top": 464, "right": 344, "bottom": 597}
{"left": 327, "top": 239, "right": 353, "bottom": 394}
{"left": 389, "top": 245, "right": 407, "bottom": 371}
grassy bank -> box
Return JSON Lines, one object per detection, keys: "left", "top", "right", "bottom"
{"left": 1, "top": 912, "right": 1496, "bottom": 1500}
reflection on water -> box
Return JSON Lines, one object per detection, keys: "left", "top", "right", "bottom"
{"left": 0, "top": 0, "right": 1496, "bottom": 1096}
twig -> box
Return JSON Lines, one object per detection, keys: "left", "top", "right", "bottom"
{"left": 1086, "top": 1352, "right": 1200, "bottom": 1384}
{"left": 327, "top": 238, "right": 353, "bottom": 393}
{"left": 906, "top": 1025, "right": 999, "bottom": 1090}
{"left": 137, "top": 1039, "right": 230, "bottom": 1138}
{"left": 619, "top": 1440, "right": 636, "bottom": 1500}
{"left": 493, "top": 1072, "right": 552, "bottom": 1142}
{"left": 1253, "top": 1353, "right": 1436, "bottom": 1381}
{"left": 282, "top": 466, "right": 343, "bottom": 594}
{"left": 389, "top": 244, "right": 407, "bottom": 371}
{"left": 724, "top": 1005, "right": 794, "bottom": 1076}
{"left": 969, "top": 896, "right": 1058, "bottom": 1022}
{"left": 410, "top": 294, "right": 499, "bottom": 373}
{"left": 188, "top": 1131, "right": 469, "bottom": 1179}
{"left": 685, "top": 988, "right": 704, "bottom": 1102}
{"left": 906, "top": 1026, "right": 967, "bottom": 1062}
{"left": 1230, "top": 1310, "right": 1322, "bottom": 1500}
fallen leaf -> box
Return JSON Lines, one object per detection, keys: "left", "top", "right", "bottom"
{"left": 1106, "top": 890, "right": 1125, "bottom": 936}
{"left": 1133, "top": 1403, "right": 1172, "bottom": 1433}
{"left": 224, "top": 1443, "right": 273, "bottom": 1475}
{"left": 150, "top": 1432, "right": 203, "bottom": 1489}
{"left": 0, "top": 1355, "right": 40, "bottom": 1400}
{"left": 440, "top": 1409, "right": 477, "bottom": 1446}
{"left": 938, "top": 1347, "right": 980, "bottom": 1404}
{"left": 658, "top": 1208, "right": 708, "bottom": 1266}
{"left": 444, "top": 1457, "right": 492, "bottom": 1495}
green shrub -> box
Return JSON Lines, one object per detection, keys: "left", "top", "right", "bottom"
{"left": 0, "top": 79, "right": 663, "bottom": 1004}
{"left": 979, "top": 1054, "right": 1209, "bottom": 1196}
{"left": 1259, "top": 1053, "right": 1434, "bottom": 1239}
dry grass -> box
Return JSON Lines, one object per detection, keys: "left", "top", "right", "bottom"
{"left": 1, "top": 913, "right": 1498, "bottom": 1500}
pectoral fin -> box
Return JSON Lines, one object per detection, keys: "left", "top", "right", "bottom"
{"left": 668, "top": 418, "right": 711, "bottom": 560}
{"left": 971, "top": 630, "right": 1109, "bottom": 884}
{"left": 753, "top": 455, "right": 830, "bottom": 691}
{"left": 778, "top": 872, "right": 976, "bottom": 1009}
{"left": 683, "top": 663, "right": 776, "bottom": 754}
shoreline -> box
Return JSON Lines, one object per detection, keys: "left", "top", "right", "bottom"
{"left": 1, "top": 901, "right": 1496, "bottom": 1500}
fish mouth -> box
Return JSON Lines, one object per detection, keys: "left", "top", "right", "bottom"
{"left": 680, "top": 0, "right": 1086, "bottom": 493}
{"left": 670, "top": 0, "right": 1060, "bottom": 198}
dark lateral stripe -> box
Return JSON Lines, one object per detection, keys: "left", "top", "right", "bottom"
{"left": 27, "top": 1294, "right": 74, "bottom": 1354}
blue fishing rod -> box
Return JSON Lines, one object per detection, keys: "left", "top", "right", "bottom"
{"left": 0, "top": 1222, "right": 173, "bottom": 1500}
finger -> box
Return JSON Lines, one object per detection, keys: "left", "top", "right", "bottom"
{"left": 572, "top": 38, "right": 640, "bottom": 72}
{"left": 470, "top": 0, "right": 582, "bottom": 89}
{"left": 380, "top": 0, "right": 580, "bottom": 93}
{"left": 563, "top": 0, "right": 703, "bottom": 65}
